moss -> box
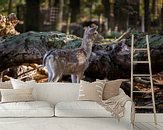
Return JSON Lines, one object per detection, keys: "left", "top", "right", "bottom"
{"left": 0, "top": 31, "right": 82, "bottom": 49}
{"left": 126, "top": 33, "right": 163, "bottom": 49}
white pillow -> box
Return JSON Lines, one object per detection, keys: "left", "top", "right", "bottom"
{"left": 10, "top": 78, "right": 37, "bottom": 100}
{"left": 55, "top": 101, "right": 112, "bottom": 117}
{"left": 0, "top": 101, "right": 54, "bottom": 117}
{"left": 1, "top": 88, "right": 34, "bottom": 103}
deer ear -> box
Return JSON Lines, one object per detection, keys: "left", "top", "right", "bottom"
{"left": 89, "top": 26, "right": 98, "bottom": 34}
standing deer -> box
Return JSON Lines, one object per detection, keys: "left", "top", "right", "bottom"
{"left": 43, "top": 26, "right": 103, "bottom": 83}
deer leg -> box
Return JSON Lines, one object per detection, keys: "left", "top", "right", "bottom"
{"left": 52, "top": 71, "right": 63, "bottom": 82}
{"left": 71, "top": 74, "right": 77, "bottom": 83}
{"left": 76, "top": 73, "right": 84, "bottom": 83}
{"left": 47, "top": 68, "right": 53, "bottom": 82}
{"left": 46, "top": 56, "right": 53, "bottom": 82}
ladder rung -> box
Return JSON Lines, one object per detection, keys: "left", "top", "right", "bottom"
{"left": 135, "top": 106, "right": 153, "bottom": 109}
{"left": 133, "top": 61, "right": 149, "bottom": 64}
{"left": 134, "top": 48, "right": 148, "bottom": 51}
{"left": 133, "top": 74, "right": 150, "bottom": 77}
{"left": 133, "top": 91, "right": 152, "bottom": 93}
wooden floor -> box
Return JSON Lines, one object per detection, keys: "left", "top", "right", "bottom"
{"left": 134, "top": 122, "right": 163, "bottom": 130}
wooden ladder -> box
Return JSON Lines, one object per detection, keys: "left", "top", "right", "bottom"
{"left": 131, "top": 34, "right": 157, "bottom": 125}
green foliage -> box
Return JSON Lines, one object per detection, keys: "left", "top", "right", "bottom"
{"left": 0, "top": 0, "right": 9, "bottom": 14}
{"left": 0, "top": 0, "right": 25, "bottom": 14}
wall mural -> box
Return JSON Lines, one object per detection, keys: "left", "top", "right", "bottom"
{"left": 0, "top": 13, "right": 163, "bottom": 114}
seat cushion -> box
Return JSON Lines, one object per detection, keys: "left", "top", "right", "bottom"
{"left": 55, "top": 101, "right": 112, "bottom": 117}
{"left": 0, "top": 101, "right": 54, "bottom": 117}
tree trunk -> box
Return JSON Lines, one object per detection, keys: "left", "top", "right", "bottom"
{"left": 102, "top": 0, "right": 110, "bottom": 28}
{"left": 56, "top": 0, "right": 64, "bottom": 31}
{"left": 144, "top": 0, "right": 150, "bottom": 32}
{"left": 152, "top": 0, "right": 157, "bottom": 17}
{"left": 8, "top": 0, "right": 13, "bottom": 14}
{"left": 25, "top": 0, "right": 40, "bottom": 31}
{"left": 161, "top": 3, "right": 163, "bottom": 31}
{"left": 69, "top": 0, "right": 80, "bottom": 22}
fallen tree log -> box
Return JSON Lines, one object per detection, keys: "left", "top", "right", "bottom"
{"left": 0, "top": 31, "right": 163, "bottom": 81}
{"left": 0, "top": 31, "right": 81, "bottom": 72}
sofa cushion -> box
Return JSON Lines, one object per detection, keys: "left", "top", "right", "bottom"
{"left": 0, "top": 101, "right": 54, "bottom": 117}
{"left": 55, "top": 101, "right": 112, "bottom": 117}
{"left": 10, "top": 78, "right": 37, "bottom": 100}
{"left": 1, "top": 88, "right": 34, "bottom": 103}
{"left": 78, "top": 80, "right": 105, "bottom": 102}
{"left": 0, "top": 81, "right": 12, "bottom": 101}
{"left": 97, "top": 79, "right": 126, "bottom": 100}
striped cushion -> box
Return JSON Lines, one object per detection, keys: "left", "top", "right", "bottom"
{"left": 78, "top": 80, "right": 105, "bottom": 102}
{"left": 1, "top": 88, "right": 34, "bottom": 103}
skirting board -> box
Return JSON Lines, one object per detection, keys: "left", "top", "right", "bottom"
{"left": 135, "top": 113, "right": 163, "bottom": 122}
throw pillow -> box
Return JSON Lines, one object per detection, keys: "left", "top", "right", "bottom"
{"left": 0, "top": 81, "right": 13, "bottom": 101}
{"left": 78, "top": 80, "right": 105, "bottom": 102}
{"left": 10, "top": 78, "right": 36, "bottom": 89}
{"left": 1, "top": 88, "right": 34, "bottom": 103}
{"left": 10, "top": 78, "right": 37, "bottom": 100}
{"left": 97, "top": 79, "right": 126, "bottom": 100}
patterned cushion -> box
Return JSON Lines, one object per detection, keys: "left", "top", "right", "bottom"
{"left": 1, "top": 88, "right": 34, "bottom": 103}
{"left": 78, "top": 80, "right": 105, "bottom": 102}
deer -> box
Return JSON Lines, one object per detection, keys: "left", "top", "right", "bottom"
{"left": 43, "top": 26, "right": 103, "bottom": 83}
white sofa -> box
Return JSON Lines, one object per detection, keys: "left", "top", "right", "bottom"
{"left": 0, "top": 82, "right": 132, "bottom": 130}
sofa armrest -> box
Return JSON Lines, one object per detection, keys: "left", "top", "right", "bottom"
{"left": 117, "top": 100, "right": 133, "bottom": 129}
{"left": 123, "top": 101, "right": 132, "bottom": 120}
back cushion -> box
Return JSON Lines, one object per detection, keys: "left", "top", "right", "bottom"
{"left": 35, "top": 83, "right": 79, "bottom": 105}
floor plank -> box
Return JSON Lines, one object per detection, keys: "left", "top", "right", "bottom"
{"left": 135, "top": 122, "right": 149, "bottom": 130}
{"left": 133, "top": 125, "right": 141, "bottom": 130}
{"left": 134, "top": 122, "right": 163, "bottom": 130}
{"left": 148, "top": 123, "right": 163, "bottom": 130}
{"left": 158, "top": 123, "right": 163, "bottom": 128}
{"left": 143, "top": 122, "right": 161, "bottom": 130}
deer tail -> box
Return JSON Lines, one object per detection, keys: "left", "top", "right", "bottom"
{"left": 43, "top": 50, "right": 55, "bottom": 67}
